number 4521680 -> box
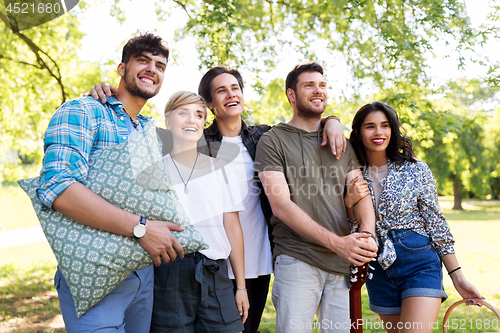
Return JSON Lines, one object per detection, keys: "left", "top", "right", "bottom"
{"left": 6, "top": 2, "right": 62, "bottom": 14}
{"left": 444, "top": 318, "right": 499, "bottom": 330}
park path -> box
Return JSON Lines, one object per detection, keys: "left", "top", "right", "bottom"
{"left": 0, "top": 226, "right": 47, "bottom": 249}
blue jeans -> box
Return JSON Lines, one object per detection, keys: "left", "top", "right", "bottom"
{"left": 367, "top": 230, "right": 447, "bottom": 315}
{"left": 54, "top": 265, "right": 154, "bottom": 333}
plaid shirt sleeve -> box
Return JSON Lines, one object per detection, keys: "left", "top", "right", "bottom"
{"left": 38, "top": 99, "right": 96, "bottom": 209}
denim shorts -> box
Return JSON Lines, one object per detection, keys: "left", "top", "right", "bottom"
{"left": 366, "top": 229, "right": 447, "bottom": 315}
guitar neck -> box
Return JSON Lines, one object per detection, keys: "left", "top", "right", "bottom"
{"left": 349, "top": 287, "right": 363, "bottom": 333}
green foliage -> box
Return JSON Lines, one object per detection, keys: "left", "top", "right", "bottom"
{"left": 1, "top": 0, "right": 498, "bottom": 198}
{"left": 485, "top": 64, "right": 500, "bottom": 88}
{"left": 243, "top": 77, "right": 350, "bottom": 128}
{"left": 244, "top": 78, "right": 290, "bottom": 125}
{"left": 163, "top": 0, "right": 498, "bottom": 206}
{"left": 485, "top": 107, "right": 500, "bottom": 199}
{"left": 168, "top": 0, "right": 480, "bottom": 91}
{"left": 422, "top": 80, "right": 492, "bottom": 202}
{"left": 0, "top": 3, "right": 110, "bottom": 182}
{"left": 481, "top": 0, "right": 500, "bottom": 88}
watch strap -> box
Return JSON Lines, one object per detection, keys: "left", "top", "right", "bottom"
{"left": 139, "top": 215, "right": 146, "bottom": 226}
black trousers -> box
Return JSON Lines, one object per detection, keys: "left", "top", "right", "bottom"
{"left": 232, "top": 274, "right": 271, "bottom": 333}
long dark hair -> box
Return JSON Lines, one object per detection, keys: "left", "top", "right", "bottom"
{"left": 349, "top": 101, "right": 416, "bottom": 166}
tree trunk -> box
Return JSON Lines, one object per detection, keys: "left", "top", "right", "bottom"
{"left": 452, "top": 176, "right": 463, "bottom": 210}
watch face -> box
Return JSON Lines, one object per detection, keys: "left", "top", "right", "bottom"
{"left": 133, "top": 224, "right": 146, "bottom": 238}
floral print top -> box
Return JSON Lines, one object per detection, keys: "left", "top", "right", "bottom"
{"left": 360, "top": 159, "right": 455, "bottom": 270}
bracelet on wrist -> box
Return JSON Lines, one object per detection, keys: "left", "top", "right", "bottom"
{"left": 236, "top": 287, "right": 247, "bottom": 291}
{"left": 360, "top": 230, "right": 377, "bottom": 243}
{"left": 448, "top": 266, "right": 461, "bottom": 275}
{"left": 325, "top": 115, "right": 341, "bottom": 124}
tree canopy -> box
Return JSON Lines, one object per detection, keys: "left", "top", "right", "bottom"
{"left": 1, "top": 0, "right": 499, "bottom": 207}
{"left": 0, "top": 2, "right": 105, "bottom": 181}
{"left": 161, "top": 0, "right": 484, "bottom": 89}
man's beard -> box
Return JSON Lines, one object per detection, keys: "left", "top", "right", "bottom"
{"left": 295, "top": 94, "right": 326, "bottom": 119}
{"left": 123, "top": 68, "right": 160, "bottom": 99}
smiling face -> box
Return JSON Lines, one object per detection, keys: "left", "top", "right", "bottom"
{"left": 207, "top": 73, "right": 244, "bottom": 120}
{"left": 118, "top": 51, "right": 167, "bottom": 100}
{"left": 165, "top": 103, "right": 207, "bottom": 146}
{"left": 287, "top": 71, "right": 327, "bottom": 117}
{"left": 360, "top": 111, "right": 391, "bottom": 158}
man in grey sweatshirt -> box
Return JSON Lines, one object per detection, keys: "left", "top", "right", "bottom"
{"left": 255, "top": 61, "right": 378, "bottom": 333}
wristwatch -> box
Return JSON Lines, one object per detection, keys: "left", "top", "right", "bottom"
{"left": 133, "top": 216, "right": 147, "bottom": 239}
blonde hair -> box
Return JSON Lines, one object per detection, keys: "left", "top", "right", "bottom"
{"left": 164, "top": 91, "right": 207, "bottom": 119}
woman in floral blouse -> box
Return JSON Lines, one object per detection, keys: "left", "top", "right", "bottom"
{"left": 345, "top": 101, "right": 481, "bottom": 333}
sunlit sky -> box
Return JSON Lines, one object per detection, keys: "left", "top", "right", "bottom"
{"left": 74, "top": 0, "right": 498, "bottom": 112}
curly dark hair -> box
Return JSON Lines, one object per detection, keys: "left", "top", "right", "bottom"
{"left": 349, "top": 101, "right": 416, "bottom": 166}
{"left": 121, "top": 33, "right": 169, "bottom": 64}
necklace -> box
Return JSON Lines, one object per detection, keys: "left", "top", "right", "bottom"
{"left": 170, "top": 152, "right": 199, "bottom": 194}
{"left": 122, "top": 108, "right": 140, "bottom": 130}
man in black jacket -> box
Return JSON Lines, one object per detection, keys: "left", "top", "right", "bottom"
{"left": 196, "top": 66, "right": 345, "bottom": 333}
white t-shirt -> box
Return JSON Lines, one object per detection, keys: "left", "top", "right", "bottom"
{"left": 222, "top": 136, "right": 273, "bottom": 278}
{"left": 163, "top": 154, "right": 243, "bottom": 260}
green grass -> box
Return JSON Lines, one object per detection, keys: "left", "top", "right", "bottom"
{"left": 1, "top": 186, "right": 499, "bottom": 332}
{"left": 0, "top": 242, "right": 62, "bottom": 332}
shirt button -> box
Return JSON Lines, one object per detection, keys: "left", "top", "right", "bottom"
{"left": 120, "top": 116, "right": 125, "bottom": 120}
{"left": 123, "top": 136, "right": 127, "bottom": 140}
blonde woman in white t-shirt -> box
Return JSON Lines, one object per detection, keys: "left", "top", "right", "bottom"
{"left": 150, "top": 91, "right": 249, "bottom": 333}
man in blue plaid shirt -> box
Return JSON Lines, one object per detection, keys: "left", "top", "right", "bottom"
{"left": 38, "top": 33, "right": 184, "bottom": 332}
